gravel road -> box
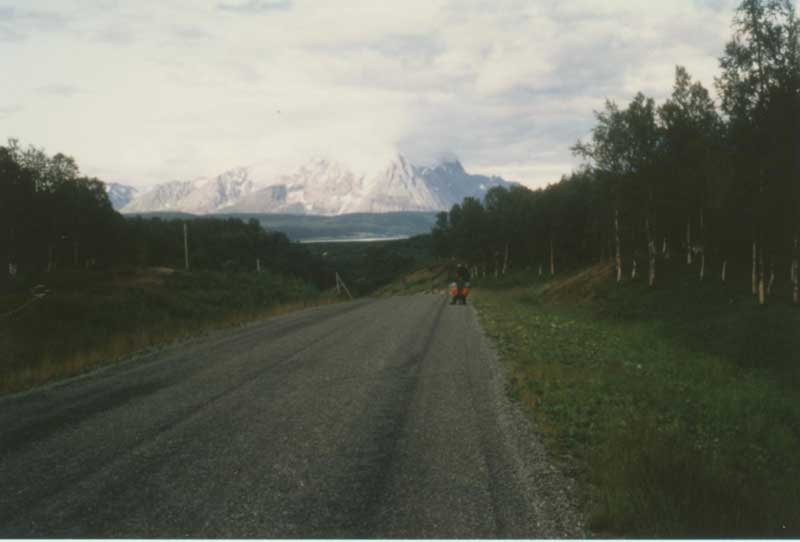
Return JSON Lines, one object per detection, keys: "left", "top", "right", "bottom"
{"left": 0, "top": 294, "right": 584, "bottom": 538}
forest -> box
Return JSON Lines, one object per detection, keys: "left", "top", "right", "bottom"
{"left": 0, "top": 139, "right": 331, "bottom": 292}
{"left": 432, "top": 0, "right": 799, "bottom": 306}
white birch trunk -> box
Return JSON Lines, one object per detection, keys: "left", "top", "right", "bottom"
{"left": 549, "top": 237, "right": 555, "bottom": 276}
{"left": 686, "top": 220, "right": 692, "bottom": 265}
{"left": 631, "top": 258, "right": 638, "bottom": 280}
{"left": 538, "top": 263, "right": 543, "bottom": 277}
{"left": 614, "top": 207, "right": 622, "bottom": 283}
{"left": 721, "top": 260, "right": 728, "bottom": 284}
{"left": 502, "top": 242, "right": 509, "bottom": 275}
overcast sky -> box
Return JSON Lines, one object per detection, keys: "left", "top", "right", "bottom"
{"left": 1, "top": 0, "right": 788, "bottom": 189}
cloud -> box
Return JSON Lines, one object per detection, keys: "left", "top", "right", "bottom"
{"left": 171, "top": 25, "right": 214, "bottom": 41}
{"left": 217, "top": 0, "right": 292, "bottom": 14}
{"left": 36, "top": 84, "right": 85, "bottom": 97}
{"left": 0, "top": 104, "right": 22, "bottom": 118}
{"left": 0, "top": 0, "right": 757, "bottom": 189}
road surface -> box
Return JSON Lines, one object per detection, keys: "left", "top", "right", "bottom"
{"left": 0, "top": 295, "right": 583, "bottom": 538}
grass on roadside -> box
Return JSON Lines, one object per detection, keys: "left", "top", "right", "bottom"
{"left": 0, "top": 268, "right": 338, "bottom": 395}
{"left": 473, "top": 262, "right": 800, "bottom": 538}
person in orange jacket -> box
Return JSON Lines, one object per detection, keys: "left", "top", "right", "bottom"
{"left": 451, "top": 264, "right": 471, "bottom": 305}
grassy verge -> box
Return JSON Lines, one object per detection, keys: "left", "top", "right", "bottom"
{"left": 0, "top": 268, "right": 338, "bottom": 395}
{"left": 473, "top": 262, "right": 800, "bottom": 538}
{"left": 373, "top": 262, "right": 451, "bottom": 297}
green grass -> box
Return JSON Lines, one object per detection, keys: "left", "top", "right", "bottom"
{"left": 473, "top": 262, "right": 800, "bottom": 538}
{"left": 0, "top": 268, "right": 338, "bottom": 395}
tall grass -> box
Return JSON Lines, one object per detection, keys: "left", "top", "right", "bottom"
{"left": 0, "top": 269, "right": 337, "bottom": 394}
{"left": 474, "top": 263, "right": 800, "bottom": 537}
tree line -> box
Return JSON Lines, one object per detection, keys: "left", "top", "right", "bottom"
{"left": 432, "top": 0, "right": 800, "bottom": 305}
{"left": 0, "top": 140, "right": 330, "bottom": 291}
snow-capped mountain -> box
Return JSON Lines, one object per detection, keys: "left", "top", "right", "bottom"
{"left": 119, "top": 155, "right": 515, "bottom": 215}
{"left": 104, "top": 182, "right": 138, "bottom": 210}
{"left": 121, "top": 167, "right": 258, "bottom": 214}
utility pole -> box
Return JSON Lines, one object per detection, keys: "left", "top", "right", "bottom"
{"left": 183, "top": 223, "right": 189, "bottom": 271}
{"left": 335, "top": 271, "right": 353, "bottom": 300}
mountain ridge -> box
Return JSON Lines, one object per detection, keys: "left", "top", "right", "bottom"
{"left": 111, "top": 154, "right": 516, "bottom": 215}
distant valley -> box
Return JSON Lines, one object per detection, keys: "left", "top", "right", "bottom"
{"left": 127, "top": 211, "right": 439, "bottom": 242}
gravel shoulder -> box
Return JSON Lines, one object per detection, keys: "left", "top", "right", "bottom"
{"left": 0, "top": 294, "right": 583, "bottom": 538}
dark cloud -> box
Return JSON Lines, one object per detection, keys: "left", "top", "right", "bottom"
{"left": 217, "top": 0, "right": 292, "bottom": 14}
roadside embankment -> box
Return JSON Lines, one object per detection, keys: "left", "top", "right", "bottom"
{"left": 0, "top": 268, "right": 338, "bottom": 395}
{"left": 471, "top": 262, "right": 800, "bottom": 538}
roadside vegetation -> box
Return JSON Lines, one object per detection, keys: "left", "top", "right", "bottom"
{"left": 305, "top": 235, "right": 435, "bottom": 296}
{"left": 0, "top": 268, "right": 336, "bottom": 395}
{"left": 473, "top": 262, "right": 800, "bottom": 537}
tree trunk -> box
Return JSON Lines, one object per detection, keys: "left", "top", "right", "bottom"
{"left": 631, "top": 258, "right": 638, "bottom": 280}
{"left": 73, "top": 238, "right": 79, "bottom": 268}
{"left": 698, "top": 209, "right": 705, "bottom": 281}
{"left": 47, "top": 244, "right": 54, "bottom": 272}
{"left": 792, "top": 236, "right": 799, "bottom": 304}
{"left": 614, "top": 207, "right": 622, "bottom": 283}
{"left": 752, "top": 241, "right": 758, "bottom": 296}
{"left": 700, "top": 252, "right": 706, "bottom": 281}
{"left": 662, "top": 237, "right": 670, "bottom": 260}
{"left": 538, "top": 263, "right": 543, "bottom": 277}
{"left": 721, "top": 260, "right": 728, "bottom": 284}
{"left": 646, "top": 218, "right": 656, "bottom": 287}
{"left": 767, "top": 262, "right": 775, "bottom": 296}
{"left": 686, "top": 219, "right": 692, "bottom": 264}
{"left": 549, "top": 237, "right": 555, "bottom": 276}
{"left": 502, "top": 242, "right": 510, "bottom": 275}
{"left": 758, "top": 249, "right": 766, "bottom": 305}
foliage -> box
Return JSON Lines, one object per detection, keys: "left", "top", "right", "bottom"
{"left": 433, "top": 1, "right": 799, "bottom": 303}
{"left": 304, "top": 235, "right": 434, "bottom": 296}
{"left": 0, "top": 268, "right": 330, "bottom": 394}
{"left": 474, "top": 263, "right": 800, "bottom": 537}
{"left": 0, "top": 141, "right": 336, "bottom": 292}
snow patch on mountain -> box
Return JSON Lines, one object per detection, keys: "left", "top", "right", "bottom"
{"left": 104, "top": 182, "right": 138, "bottom": 210}
{"left": 120, "top": 154, "right": 515, "bottom": 215}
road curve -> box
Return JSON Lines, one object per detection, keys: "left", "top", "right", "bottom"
{"left": 0, "top": 294, "right": 583, "bottom": 538}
